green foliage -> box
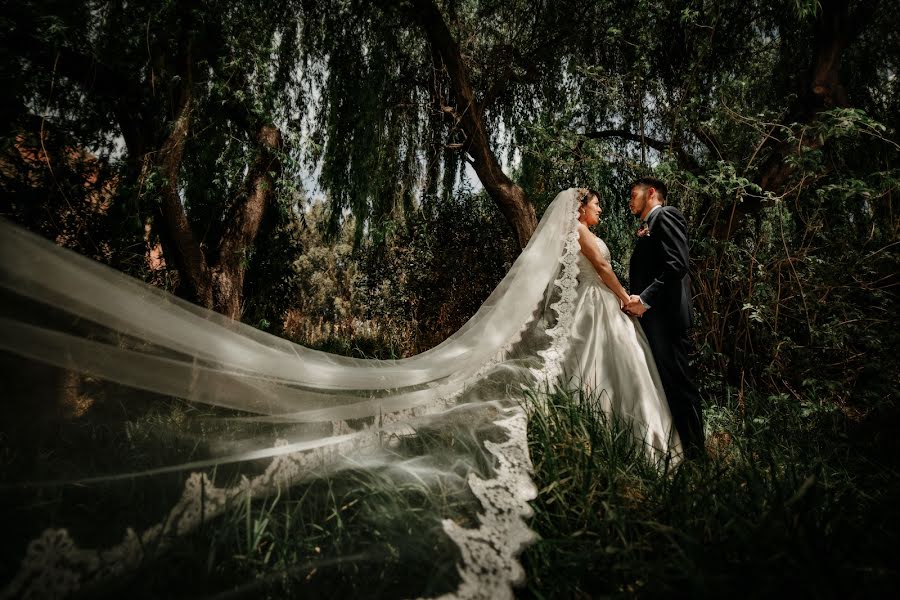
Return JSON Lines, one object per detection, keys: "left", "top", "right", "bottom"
{"left": 355, "top": 190, "right": 520, "bottom": 352}
{"left": 520, "top": 384, "right": 900, "bottom": 597}
{"left": 2, "top": 0, "right": 900, "bottom": 592}
{"left": 0, "top": 359, "right": 486, "bottom": 597}
{"left": 303, "top": 2, "right": 426, "bottom": 240}
{"left": 274, "top": 191, "right": 519, "bottom": 357}
{"left": 2, "top": 0, "right": 308, "bottom": 285}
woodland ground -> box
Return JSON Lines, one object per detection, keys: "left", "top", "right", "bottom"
{"left": 2, "top": 348, "right": 899, "bottom": 598}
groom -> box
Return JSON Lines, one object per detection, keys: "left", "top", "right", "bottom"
{"left": 623, "top": 177, "right": 705, "bottom": 459}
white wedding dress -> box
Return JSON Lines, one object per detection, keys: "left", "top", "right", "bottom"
{"left": 560, "top": 236, "right": 680, "bottom": 458}
{"left": 0, "top": 188, "right": 679, "bottom": 599}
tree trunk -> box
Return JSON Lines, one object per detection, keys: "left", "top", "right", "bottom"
{"left": 413, "top": 0, "right": 537, "bottom": 248}
{"left": 211, "top": 125, "right": 283, "bottom": 319}
{"left": 755, "top": 1, "right": 852, "bottom": 190}
{"left": 715, "top": 0, "right": 870, "bottom": 239}
{"left": 150, "top": 84, "right": 283, "bottom": 319}
{"left": 154, "top": 89, "right": 214, "bottom": 307}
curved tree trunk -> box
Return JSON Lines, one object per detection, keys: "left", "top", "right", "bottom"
{"left": 413, "top": 0, "right": 537, "bottom": 248}
{"left": 147, "top": 66, "right": 283, "bottom": 319}
{"left": 211, "top": 125, "right": 283, "bottom": 319}
{"left": 154, "top": 90, "right": 214, "bottom": 308}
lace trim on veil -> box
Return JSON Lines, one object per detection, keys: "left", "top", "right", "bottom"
{"left": 530, "top": 192, "right": 582, "bottom": 384}
{"left": 431, "top": 189, "right": 582, "bottom": 599}
{"left": 2, "top": 190, "right": 585, "bottom": 600}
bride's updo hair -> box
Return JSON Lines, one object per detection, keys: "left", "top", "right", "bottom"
{"left": 578, "top": 188, "right": 601, "bottom": 206}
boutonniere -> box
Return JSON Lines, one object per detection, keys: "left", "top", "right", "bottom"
{"left": 636, "top": 223, "right": 651, "bottom": 238}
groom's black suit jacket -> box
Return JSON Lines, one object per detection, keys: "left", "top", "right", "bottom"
{"left": 629, "top": 205, "right": 704, "bottom": 456}
{"left": 629, "top": 206, "right": 692, "bottom": 331}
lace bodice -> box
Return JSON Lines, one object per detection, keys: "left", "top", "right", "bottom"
{"left": 596, "top": 237, "right": 612, "bottom": 262}
{"left": 576, "top": 236, "right": 613, "bottom": 288}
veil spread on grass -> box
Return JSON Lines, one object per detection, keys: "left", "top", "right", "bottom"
{"left": 0, "top": 189, "right": 585, "bottom": 598}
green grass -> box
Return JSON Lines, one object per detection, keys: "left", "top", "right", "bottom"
{"left": 118, "top": 462, "right": 467, "bottom": 599}
{"left": 0, "top": 358, "right": 490, "bottom": 597}
{"left": 518, "top": 385, "right": 900, "bottom": 598}
{"left": 3, "top": 353, "right": 899, "bottom": 598}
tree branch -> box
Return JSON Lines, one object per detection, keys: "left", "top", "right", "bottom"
{"left": 692, "top": 125, "right": 724, "bottom": 162}
{"left": 583, "top": 129, "right": 700, "bottom": 172}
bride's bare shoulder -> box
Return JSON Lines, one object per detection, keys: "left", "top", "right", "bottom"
{"left": 576, "top": 224, "right": 601, "bottom": 255}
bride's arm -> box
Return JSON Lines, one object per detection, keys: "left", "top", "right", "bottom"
{"left": 577, "top": 224, "right": 630, "bottom": 306}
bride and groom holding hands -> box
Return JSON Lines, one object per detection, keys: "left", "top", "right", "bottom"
{"left": 571, "top": 177, "right": 705, "bottom": 460}
{"left": 0, "top": 175, "right": 706, "bottom": 597}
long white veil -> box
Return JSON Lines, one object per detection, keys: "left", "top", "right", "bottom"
{"left": 0, "top": 189, "right": 586, "bottom": 598}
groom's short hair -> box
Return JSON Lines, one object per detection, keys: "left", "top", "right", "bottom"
{"left": 632, "top": 177, "right": 667, "bottom": 203}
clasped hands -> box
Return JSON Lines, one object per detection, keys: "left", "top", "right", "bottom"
{"left": 621, "top": 294, "right": 647, "bottom": 317}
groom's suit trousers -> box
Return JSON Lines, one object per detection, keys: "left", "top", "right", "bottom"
{"left": 640, "top": 315, "right": 705, "bottom": 458}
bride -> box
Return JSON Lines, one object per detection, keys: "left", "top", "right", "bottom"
{"left": 0, "top": 187, "right": 678, "bottom": 599}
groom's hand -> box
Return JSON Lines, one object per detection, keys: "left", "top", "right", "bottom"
{"left": 624, "top": 295, "right": 647, "bottom": 317}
